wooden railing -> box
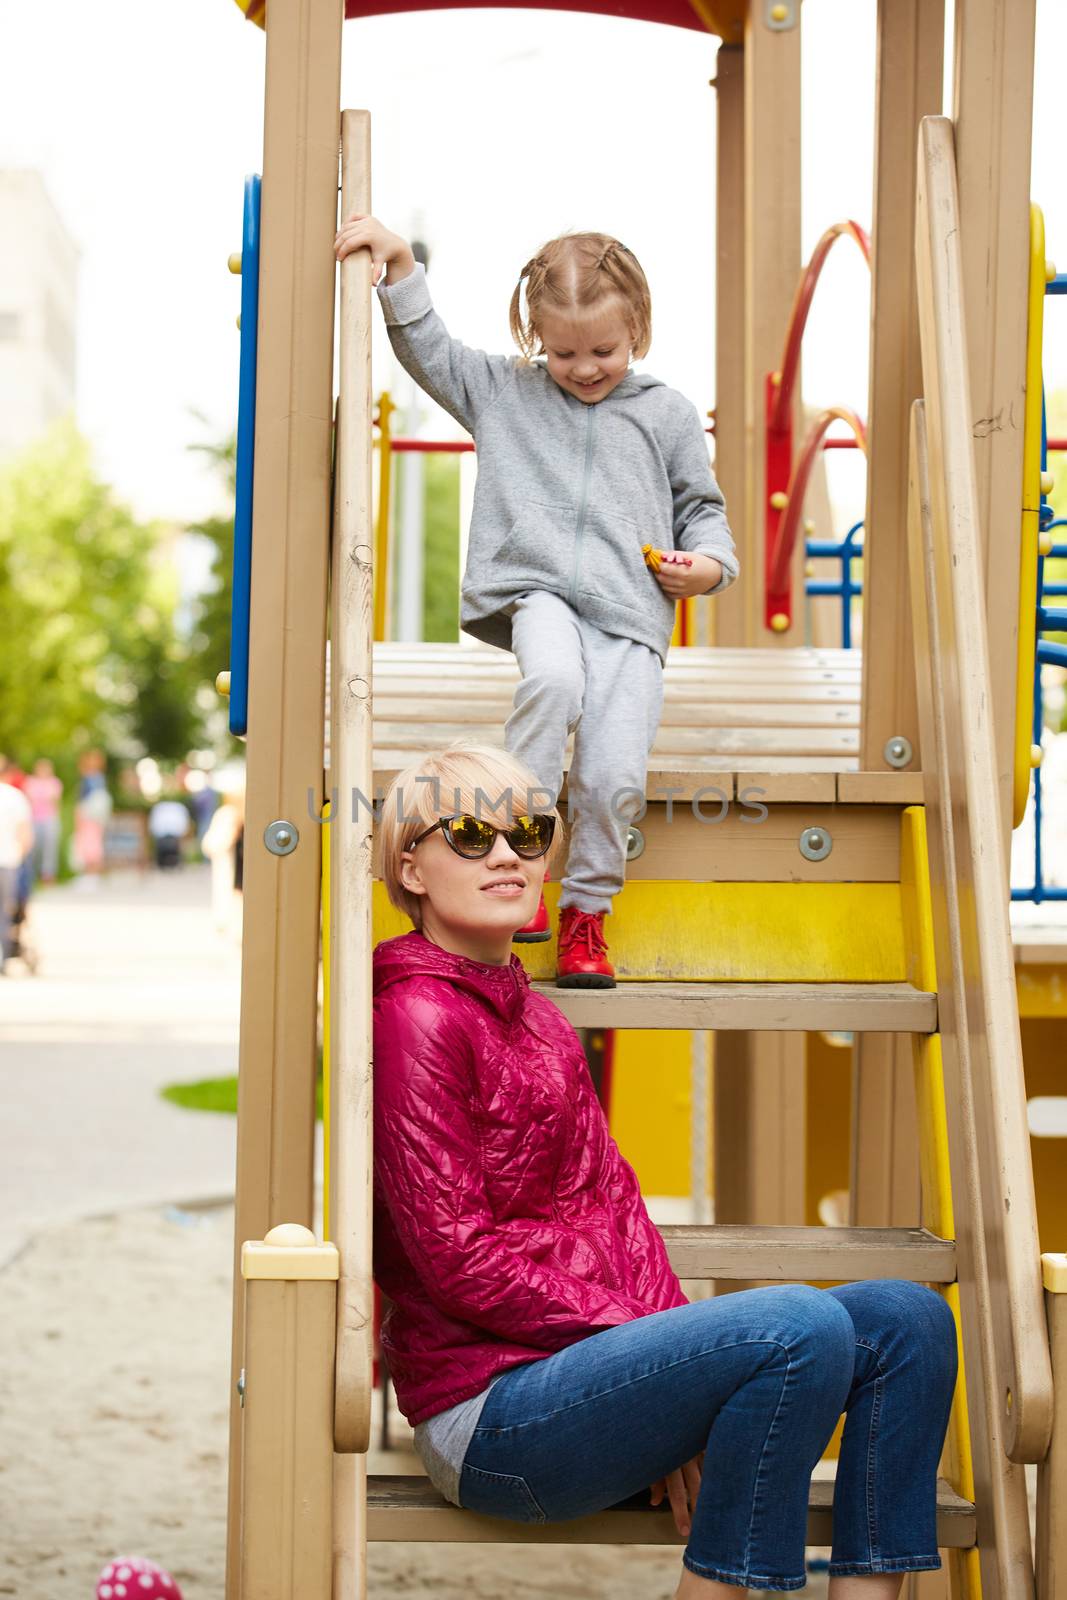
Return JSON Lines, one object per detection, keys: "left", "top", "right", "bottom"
{"left": 330, "top": 107, "right": 376, "bottom": 1460}
{"left": 910, "top": 111, "right": 1053, "bottom": 1600}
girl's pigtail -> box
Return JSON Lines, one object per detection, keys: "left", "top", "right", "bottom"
{"left": 509, "top": 256, "right": 544, "bottom": 360}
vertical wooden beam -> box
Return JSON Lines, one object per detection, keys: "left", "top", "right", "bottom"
{"left": 849, "top": 1034, "right": 921, "bottom": 1228}
{"left": 332, "top": 107, "right": 375, "bottom": 1460}
{"left": 713, "top": 44, "right": 746, "bottom": 648}
{"left": 712, "top": 11, "right": 804, "bottom": 1238}
{"left": 712, "top": 1031, "right": 807, "bottom": 1230}
{"left": 952, "top": 0, "right": 1036, "bottom": 858}
{"left": 226, "top": 3, "right": 344, "bottom": 1594}
{"left": 860, "top": 0, "right": 944, "bottom": 773}
{"left": 743, "top": 3, "right": 800, "bottom": 649}
{"left": 240, "top": 1230, "right": 339, "bottom": 1600}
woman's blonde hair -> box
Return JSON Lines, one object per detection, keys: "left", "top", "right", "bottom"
{"left": 509, "top": 232, "right": 652, "bottom": 361}
{"left": 378, "top": 743, "right": 565, "bottom": 931}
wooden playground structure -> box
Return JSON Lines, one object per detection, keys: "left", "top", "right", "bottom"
{"left": 219, "top": 2, "right": 1067, "bottom": 1597}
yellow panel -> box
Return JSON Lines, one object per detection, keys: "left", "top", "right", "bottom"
{"left": 373, "top": 880, "right": 906, "bottom": 982}
{"left": 1020, "top": 1019, "right": 1067, "bottom": 1253}
{"left": 688, "top": 0, "right": 745, "bottom": 41}
{"left": 1016, "top": 964, "right": 1067, "bottom": 1018}
{"left": 609, "top": 1030, "right": 693, "bottom": 1196}
{"left": 899, "top": 807, "right": 977, "bottom": 1592}
{"left": 899, "top": 804, "right": 938, "bottom": 992}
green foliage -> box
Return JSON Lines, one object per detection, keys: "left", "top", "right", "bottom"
{"left": 162, "top": 1072, "right": 324, "bottom": 1121}
{"left": 391, "top": 449, "right": 461, "bottom": 641}
{"left": 0, "top": 419, "right": 199, "bottom": 772}
{"left": 422, "top": 453, "right": 460, "bottom": 641}
{"left": 185, "top": 427, "right": 237, "bottom": 693}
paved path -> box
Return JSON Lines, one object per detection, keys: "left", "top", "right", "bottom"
{"left": 0, "top": 867, "right": 242, "bottom": 1265}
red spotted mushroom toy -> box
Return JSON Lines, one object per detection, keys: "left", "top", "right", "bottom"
{"left": 95, "top": 1557, "right": 183, "bottom": 1600}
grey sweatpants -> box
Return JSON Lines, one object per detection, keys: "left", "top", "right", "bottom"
{"left": 504, "top": 590, "right": 664, "bottom": 914}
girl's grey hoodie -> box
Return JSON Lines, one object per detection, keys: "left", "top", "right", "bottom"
{"left": 377, "top": 265, "right": 738, "bottom": 662}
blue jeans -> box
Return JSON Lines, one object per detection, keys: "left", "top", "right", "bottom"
{"left": 459, "top": 1281, "right": 958, "bottom": 1590}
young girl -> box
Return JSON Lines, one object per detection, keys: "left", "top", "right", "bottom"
{"left": 373, "top": 743, "right": 959, "bottom": 1600}
{"left": 335, "top": 216, "right": 739, "bottom": 987}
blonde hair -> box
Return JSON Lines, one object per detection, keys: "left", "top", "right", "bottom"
{"left": 509, "top": 232, "right": 652, "bottom": 361}
{"left": 378, "top": 743, "right": 565, "bottom": 931}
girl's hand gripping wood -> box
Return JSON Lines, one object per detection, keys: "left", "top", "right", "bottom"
{"left": 334, "top": 212, "right": 416, "bottom": 287}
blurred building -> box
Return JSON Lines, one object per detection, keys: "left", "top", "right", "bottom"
{"left": 0, "top": 171, "right": 78, "bottom": 460}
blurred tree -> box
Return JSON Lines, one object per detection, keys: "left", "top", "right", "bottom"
{"left": 0, "top": 420, "right": 199, "bottom": 771}
{"left": 421, "top": 452, "right": 460, "bottom": 641}
{"left": 185, "top": 424, "right": 237, "bottom": 692}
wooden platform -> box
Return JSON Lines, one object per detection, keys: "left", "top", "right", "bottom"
{"left": 362, "top": 642, "right": 923, "bottom": 803}
{"left": 367, "top": 1475, "right": 976, "bottom": 1548}
{"left": 660, "top": 1224, "right": 956, "bottom": 1282}
{"left": 537, "top": 980, "right": 937, "bottom": 1032}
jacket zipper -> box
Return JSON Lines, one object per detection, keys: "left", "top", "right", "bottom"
{"left": 567, "top": 403, "right": 597, "bottom": 608}
{"left": 571, "top": 1221, "right": 618, "bottom": 1289}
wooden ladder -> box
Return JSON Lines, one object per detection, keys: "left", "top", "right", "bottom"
{"left": 231, "top": 110, "right": 1062, "bottom": 1600}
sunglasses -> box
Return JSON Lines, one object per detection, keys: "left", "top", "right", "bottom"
{"left": 410, "top": 813, "right": 556, "bottom": 861}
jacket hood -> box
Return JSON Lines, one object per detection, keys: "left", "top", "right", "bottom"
{"left": 373, "top": 930, "right": 530, "bottom": 1026}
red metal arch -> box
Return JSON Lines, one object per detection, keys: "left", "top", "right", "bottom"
{"left": 763, "top": 220, "right": 871, "bottom": 632}
{"left": 239, "top": 0, "right": 743, "bottom": 37}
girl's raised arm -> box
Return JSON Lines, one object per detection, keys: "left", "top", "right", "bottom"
{"left": 376, "top": 264, "right": 518, "bottom": 435}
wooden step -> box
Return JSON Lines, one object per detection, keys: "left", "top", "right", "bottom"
{"left": 534, "top": 980, "right": 938, "bottom": 1033}
{"left": 367, "top": 1475, "right": 976, "bottom": 1548}
{"left": 661, "top": 1224, "right": 956, "bottom": 1283}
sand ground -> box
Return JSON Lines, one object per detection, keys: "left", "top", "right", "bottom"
{"left": 0, "top": 870, "right": 693, "bottom": 1598}
{"left": 0, "top": 1201, "right": 691, "bottom": 1599}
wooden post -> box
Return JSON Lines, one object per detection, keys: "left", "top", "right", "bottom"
{"left": 225, "top": 3, "right": 343, "bottom": 1594}
{"left": 743, "top": 3, "right": 801, "bottom": 650}
{"left": 712, "top": 1031, "right": 807, "bottom": 1233}
{"left": 860, "top": 0, "right": 944, "bottom": 773}
{"left": 713, "top": 43, "right": 746, "bottom": 648}
{"left": 331, "top": 108, "right": 375, "bottom": 1460}
{"left": 710, "top": 3, "right": 806, "bottom": 1244}
{"left": 951, "top": 0, "right": 1037, "bottom": 859}
{"left": 849, "top": 1035, "right": 920, "bottom": 1228}
{"left": 240, "top": 1226, "right": 339, "bottom": 1600}
{"left": 851, "top": 3, "right": 931, "bottom": 1223}
{"left": 1038, "top": 1255, "right": 1067, "bottom": 1600}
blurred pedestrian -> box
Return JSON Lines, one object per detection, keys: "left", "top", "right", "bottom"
{"left": 24, "top": 758, "right": 63, "bottom": 883}
{"left": 148, "top": 798, "right": 191, "bottom": 870}
{"left": 186, "top": 770, "right": 220, "bottom": 847}
{"left": 73, "top": 750, "right": 112, "bottom": 882}
{"left": 202, "top": 790, "right": 244, "bottom": 932}
{"left": 0, "top": 757, "right": 33, "bottom": 972}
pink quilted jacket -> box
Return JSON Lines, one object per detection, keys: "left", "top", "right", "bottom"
{"left": 372, "top": 931, "right": 688, "bottom": 1425}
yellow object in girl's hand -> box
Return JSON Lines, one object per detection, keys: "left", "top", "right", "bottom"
{"left": 642, "top": 544, "right": 662, "bottom": 573}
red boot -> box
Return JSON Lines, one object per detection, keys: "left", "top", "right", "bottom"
{"left": 513, "top": 880, "right": 551, "bottom": 943}
{"left": 556, "top": 907, "right": 615, "bottom": 988}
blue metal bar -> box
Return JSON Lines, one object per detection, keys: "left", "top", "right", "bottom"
{"left": 229, "top": 174, "right": 261, "bottom": 738}
{"left": 806, "top": 582, "right": 864, "bottom": 597}
{"left": 1000, "top": 283, "right": 1067, "bottom": 901}
{"left": 1037, "top": 640, "right": 1067, "bottom": 668}
{"left": 804, "top": 519, "right": 863, "bottom": 648}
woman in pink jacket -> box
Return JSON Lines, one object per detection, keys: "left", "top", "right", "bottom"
{"left": 373, "top": 745, "right": 957, "bottom": 1600}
